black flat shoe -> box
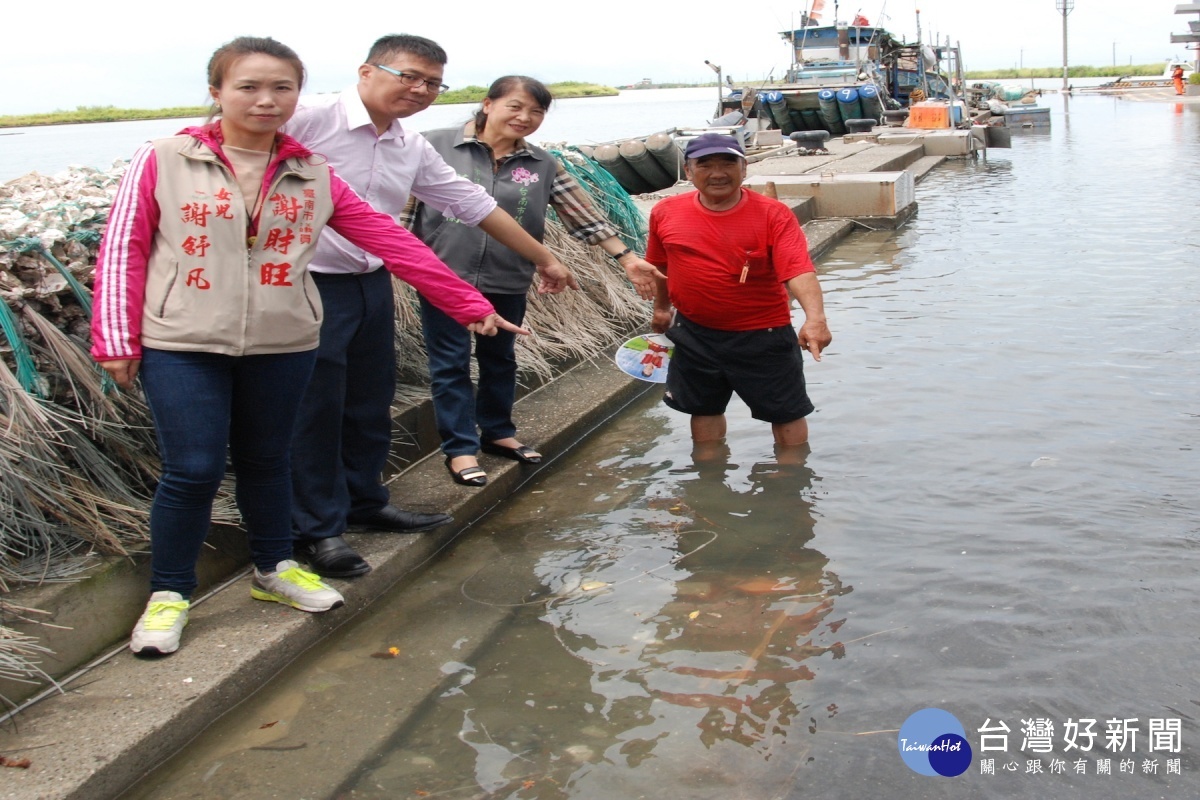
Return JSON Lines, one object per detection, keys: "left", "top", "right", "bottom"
{"left": 294, "top": 536, "right": 371, "bottom": 579}
{"left": 349, "top": 504, "right": 452, "bottom": 532}
{"left": 446, "top": 456, "right": 487, "bottom": 487}
{"left": 481, "top": 441, "right": 543, "bottom": 464}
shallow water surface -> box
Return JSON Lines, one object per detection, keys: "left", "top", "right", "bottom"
{"left": 125, "top": 92, "right": 1200, "bottom": 799}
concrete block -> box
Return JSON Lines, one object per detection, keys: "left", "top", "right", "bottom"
{"left": 1003, "top": 106, "right": 1051, "bottom": 128}
{"left": 744, "top": 171, "right": 915, "bottom": 219}
{"left": 920, "top": 130, "right": 978, "bottom": 156}
{"left": 750, "top": 129, "right": 784, "bottom": 147}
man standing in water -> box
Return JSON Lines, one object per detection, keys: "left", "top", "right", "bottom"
{"left": 283, "top": 34, "right": 581, "bottom": 579}
{"left": 647, "top": 133, "right": 831, "bottom": 448}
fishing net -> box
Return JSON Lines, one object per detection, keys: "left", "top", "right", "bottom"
{"left": 548, "top": 147, "right": 648, "bottom": 253}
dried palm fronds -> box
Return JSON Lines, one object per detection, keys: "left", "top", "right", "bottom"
{"left": 392, "top": 285, "right": 432, "bottom": 407}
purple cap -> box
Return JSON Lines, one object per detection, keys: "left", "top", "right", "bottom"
{"left": 684, "top": 133, "right": 746, "bottom": 160}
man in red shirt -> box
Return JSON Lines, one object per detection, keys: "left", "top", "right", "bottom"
{"left": 647, "top": 133, "right": 832, "bottom": 447}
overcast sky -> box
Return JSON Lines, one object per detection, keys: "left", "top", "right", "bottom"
{"left": 3, "top": 0, "right": 1194, "bottom": 115}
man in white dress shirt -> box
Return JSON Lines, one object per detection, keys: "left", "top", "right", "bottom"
{"left": 284, "top": 34, "right": 575, "bottom": 578}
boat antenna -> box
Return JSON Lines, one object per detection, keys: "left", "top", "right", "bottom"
{"left": 915, "top": 7, "right": 930, "bottom": 98}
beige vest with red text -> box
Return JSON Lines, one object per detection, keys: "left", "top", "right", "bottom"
{"left": 141, "top": 135, "right": 334, "bottom": 356}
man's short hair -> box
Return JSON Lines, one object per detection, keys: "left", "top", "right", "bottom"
{"left": 365, "top": 34, "right": 448, "bottom": 66}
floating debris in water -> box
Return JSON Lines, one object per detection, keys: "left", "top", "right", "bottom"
{"left": 370, "top": 647, "right": 402, "bottom": 659}
{"left": 564, "top": 744, "right": 595, "bottom": 763}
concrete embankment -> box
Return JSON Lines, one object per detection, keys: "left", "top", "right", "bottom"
{"left": 0, "top": 135, "right": 946, "bottom": 800}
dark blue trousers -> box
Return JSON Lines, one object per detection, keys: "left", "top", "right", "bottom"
{"left": 140, "top": 347, "right": 316, "bottom": 595}
{"left": 419, "top": 292, "right": 527, "bottom": 458}
{"left": 291, "top": 269, "right": 394, "bottom": 541}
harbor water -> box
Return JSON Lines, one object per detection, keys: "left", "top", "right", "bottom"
{"left": 114, "top": 90, "right": 1200, "bottom": 798}
{"left": 0, "top": 88, "right": 722, "bottom": 182}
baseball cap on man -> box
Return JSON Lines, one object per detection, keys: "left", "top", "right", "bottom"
{"left": 685, "top": 133, "right": 746, "bottom": 160}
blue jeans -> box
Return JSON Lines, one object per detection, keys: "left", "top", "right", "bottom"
{"left": 140, "top": 347, "right": 317, "bottom": 596}
{"left": 291, "top": 269, "right": 395, "bottom": 541}
{"left": 420, "top": 292, "right": 527, "bottom": 458}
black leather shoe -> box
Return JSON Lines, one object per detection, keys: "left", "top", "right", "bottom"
{"left": 294, "top": 536, "right": 371, "bottom": 578}
{"left": 445, "top": 456, "right": 487, "bottom": 487}
{"left": 349, "top": 504, "right": 452, "bottom": 533}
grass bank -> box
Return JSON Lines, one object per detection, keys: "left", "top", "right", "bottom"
{"left": 0, "top": 105, "right": 209, "bottom": 128}
{"left": 966, "top": 63, "right": 1170, "bottom": 80}
{"left": 0, "top": 82, "right": 620, "bottom": 128}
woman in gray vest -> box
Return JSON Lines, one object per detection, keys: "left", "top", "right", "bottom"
{"left": 409, "top": 76, "right": 656, "bottom": 486}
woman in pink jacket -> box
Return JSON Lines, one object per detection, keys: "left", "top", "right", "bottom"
{"left": 92, "top": 36, "right": 525, "bottom": 657}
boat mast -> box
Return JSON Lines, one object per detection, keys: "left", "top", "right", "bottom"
{"left": 799, "top": 0, "right": 814, "bottom": 63}
{"left": 916, "top": 8, "right": 930, "bottom": 97}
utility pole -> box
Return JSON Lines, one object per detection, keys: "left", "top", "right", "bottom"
{"left": 1056, "top": 0, "right": 1075, "bottom": 92}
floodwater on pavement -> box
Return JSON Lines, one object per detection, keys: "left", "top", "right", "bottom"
{"left": 123, "top": 91, "right": 1200, "bottom": 799}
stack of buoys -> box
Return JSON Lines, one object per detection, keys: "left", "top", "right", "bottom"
{"left": 836, "top": 87, "right": 865, "bottom": 122}
{"left": 857, "top": 84, "right": 884, "bottom": 120}
{"left": 762, "top": 91, "right": 797, "bottom": 135}
{"left": 593, "top": 133, "right": 684, "bottom": 195}
{"left": 817, "top": 89, "right": 846, "bottom": 135}
{"left": 760, "top": 84, "right": 885, "bottom": 138}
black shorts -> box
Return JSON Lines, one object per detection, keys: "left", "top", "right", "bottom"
{"left": 663, "top": 313, "right": 814, "bottom": 424}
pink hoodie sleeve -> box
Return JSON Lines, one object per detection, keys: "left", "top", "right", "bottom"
{"left": 324, "top": 169, "right": 496, "bottom": 326}
{"left": 91, "top": 143, "right": 160, "bottom": 360}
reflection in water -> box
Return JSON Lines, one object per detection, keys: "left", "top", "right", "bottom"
{"left": 424, "top": 445, "right": 845, "bottom": 796}
{"left": 617, "top": 449, "right": 849, "bottom": 755}
{"left": 319, "top": 430, "right": 850, "bottom": 799}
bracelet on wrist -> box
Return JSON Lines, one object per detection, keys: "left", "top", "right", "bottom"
{"left": 610, "top": 247, "right": 633, "bottom": 261}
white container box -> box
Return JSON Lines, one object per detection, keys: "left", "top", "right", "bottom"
{"left": 744, "top": 171, "right": 915, "bottom": 218}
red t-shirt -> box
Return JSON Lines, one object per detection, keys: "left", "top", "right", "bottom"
{"left": 646, "top": 188, "right": 814, "bottom": 331}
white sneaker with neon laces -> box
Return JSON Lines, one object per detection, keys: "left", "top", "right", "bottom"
{"left": 130, "top": 591, "right": 189, "bottom": 655}
{"left": 250, "top": 559, "right": 344, "bottom": 612}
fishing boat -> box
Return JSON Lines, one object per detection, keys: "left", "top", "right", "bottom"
{"left": 713, "top": 9, "right": 963, "bottom": 138}
{"left": 570, "top": 10, "right": 986, "bottom": 198}
{"left": 1078, "top": 58, "right": 1195, "bottom": 92}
